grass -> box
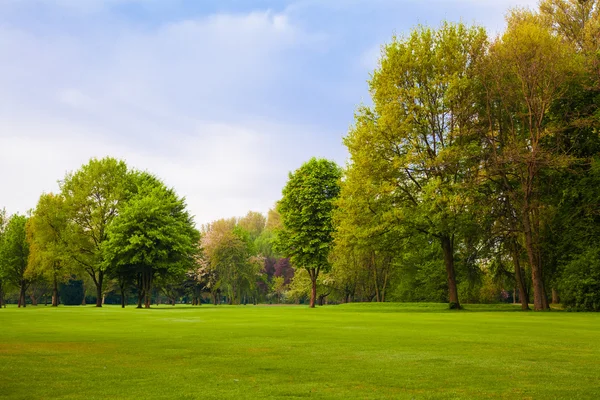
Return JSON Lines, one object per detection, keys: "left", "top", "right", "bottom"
{"left": 1, "top": 303, "right": 599, "bottom": 399}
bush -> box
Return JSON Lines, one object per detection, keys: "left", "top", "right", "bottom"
{"left": 560, "top": 248, "right": 600, "bottom": 311}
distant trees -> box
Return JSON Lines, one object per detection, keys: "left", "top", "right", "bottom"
{"left": 277, "top": 158, "right": 341, "bottom": 308}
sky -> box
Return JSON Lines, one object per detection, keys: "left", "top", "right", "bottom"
{"left": 0, "top": 0, "right": 538, "bottom": 226}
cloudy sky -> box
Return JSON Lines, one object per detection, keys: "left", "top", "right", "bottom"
{"left": 0, "top": 0, "right": 538, "bottom": 225}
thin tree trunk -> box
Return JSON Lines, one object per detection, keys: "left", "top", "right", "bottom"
{"left": 372, "top": 252, "right": 380, "bottom": 302}
{"left": 143, "top": 271, "right": 152, "bottom": 309}
{"left": 511, "top": 240, "right": 530, "bottom": 310}
{"left": 309, "top": 269, "right": 317, "bottom": 308}
{"left": 95, "top": 272, "right": 104, "bottom": 307}
{"left": 441, "top": 235, "right": 460, "bottom": 309}
{"left": 18, "top": 283, "right": 26, "bottom": 308}
{"left": 52, "top": 277, "right": 59, "bottom": 307}
{"left": 522, "top": 209, "right": 547, "bottom": 310}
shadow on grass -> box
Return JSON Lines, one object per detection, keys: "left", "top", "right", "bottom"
{"left": 330, "top": 302, "right": 550, "bottom": 313}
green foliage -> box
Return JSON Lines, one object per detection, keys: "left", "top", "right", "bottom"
{"left": 277, "top": 157, "right": 341, "bottom": 272}
{"left": 27, "top": 193, "right": 72, "bottom": 285}
{"left": 561, "top": 248, "right": 600, "bottom": 311}
{"left": 103, "top": 173, "right": 198, "bottom": 273}
{"left": 0, "top": 215, "right": 30, "bottom": 289}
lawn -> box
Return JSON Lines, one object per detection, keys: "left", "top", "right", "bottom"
{"left": 1, "top": 303, "right": 599, "bottom": 399}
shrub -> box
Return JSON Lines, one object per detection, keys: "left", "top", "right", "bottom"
{"left": 560, "top": 248, "right": 600, "bottom": 311}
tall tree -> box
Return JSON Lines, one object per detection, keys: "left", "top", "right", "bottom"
{"left": 0, "top": 215, "right": 30, "bottom": 307}
{"left": 60, "top": 157, "right": 130, "bottom": 307}
{"left": 480, "top": 10, "right": 579, "bottom": 310}
{"left": 277, "top": 157, "right": 341, "bottom": 308}
{"left": 344, "top": 23, "right": 487, "bottom": 308}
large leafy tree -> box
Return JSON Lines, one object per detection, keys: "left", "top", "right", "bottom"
{"left": 102, "top": 172, "right": 199, "bottom": 308}
{"left": 0, "top": 215, "right": 30, "bottom": 307}
{"left": 60, "top": 157, "right": 130, "bottom": 307}
{"left": 277, "top": 157, "right": 341, "bottom": 308}
{"left": 344, "top": 23, "right": 487, "bottom": 309}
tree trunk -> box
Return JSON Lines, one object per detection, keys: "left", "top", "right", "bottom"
{"left": 372, "top": 252, "right": 380, "bottom": 302}
{"left": 0, "top": 284, "right": 5, "bottom": 308}
{"left": 511, "top": 241, "right": 530, "bottom": 310}
{"left": 30, "top": 293, "right": 38, "bottom": 306}
{"left": 551, "top": 288, "right": 559, "bottom": 304}
{"left": 441, "top": 235, "right": 460, "bottom": 309}
{"left": 309, "top": 269, "right": 317, "bottom": 308}
{"left": 95, "top": 272, "right": 104, "bottom": 307}
{"left": 522, "top": 209, "right": 547, "bottom": 310}
{"left": 18, "top": 283, "right": 26, "bottom": 308}
{"left": 52, "top": 277, "right": 59, "bottom": 307}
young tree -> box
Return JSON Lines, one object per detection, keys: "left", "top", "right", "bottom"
{"left": 277, "top": 157, "right": 341, "bottom": 308}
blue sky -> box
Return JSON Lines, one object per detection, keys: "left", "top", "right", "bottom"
{"left": 0, "top": 0, "right": 537, "bottom": 225}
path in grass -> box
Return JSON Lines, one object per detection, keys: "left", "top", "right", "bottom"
{"left": 1, "top": 303, "right": 599, "bottom": 399}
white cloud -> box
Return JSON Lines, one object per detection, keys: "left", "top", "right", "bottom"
{"left": 0, "top": 9, "right": 324, "bottom": 224}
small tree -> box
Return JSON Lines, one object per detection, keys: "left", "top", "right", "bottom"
{"left": 277, "top": 158, "right": 341, "bottom": 308}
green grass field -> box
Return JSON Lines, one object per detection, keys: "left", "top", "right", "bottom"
{"left": 1, "top": 303, "right": 599, "bottom": 399}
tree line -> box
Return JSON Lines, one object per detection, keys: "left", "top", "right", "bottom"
{"left": 1, "top": 0, "right": 599, "bottom": 311}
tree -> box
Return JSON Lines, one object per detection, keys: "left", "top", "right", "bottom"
{"left": 238, "top": 211, "right": 266, "bottom": 242}
{"left": 27, "top": 193, "right": 71, "bottom": 307}
{"left": 277, "top": 157, "right": 341, "bottom": 308}
{"left": 480, "top": 10, "right": 580, "bottom": 310}
{"left": 344, "top": 23, "right": 487, "bottom": 309}
{"left": 0, "top": 215, "right": 31, "bottom": 307}
{"left": 102, "top": 172, "right": 200, "bottom": 308}
{"left": 60, "top": 157, "right": 130, "bottom": 307}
